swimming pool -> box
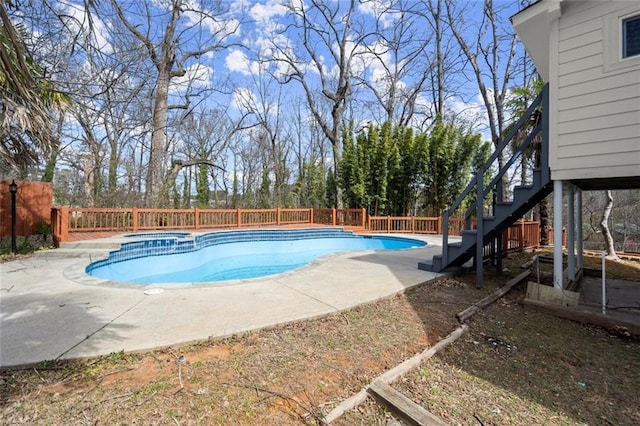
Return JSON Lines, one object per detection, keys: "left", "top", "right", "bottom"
{"left": 86, "top": 228, "right": 426, "bottom": 284}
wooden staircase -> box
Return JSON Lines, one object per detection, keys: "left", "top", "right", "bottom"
{"left": 419, "top": 84, "right": 550, "bottom": 288}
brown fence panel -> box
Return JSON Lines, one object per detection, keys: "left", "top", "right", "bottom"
{"left": 240, "top": 209, "right": 278, "bottom": 227}
{"left": 279, "top": 208, "right": 312, "bottom": 224}
{"left": 412, "top": 217, "right": 441, "bottom": 234}
{"left": 335, "top": 209, "right": 365, "bottom": 227}
{"left": 67, "top": 208, "right": 133, "bottom": 232}
{"left": 1, "top": 181, "right": 52, "bottom": 237}
{"left": 137, "top": 209, "right": 195, "bottom": 230}
{"left": 198, "top": 209, "right": 238, "bottom": 229}
{"left": 312, "top": 208, "right": 334, "bottom": 225}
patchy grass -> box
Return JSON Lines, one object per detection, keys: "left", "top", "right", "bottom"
{"left": 1, "top": 251, "right": 639, "bottom": 425}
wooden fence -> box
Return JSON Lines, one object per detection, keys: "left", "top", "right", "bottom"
{"left": 52, "top": 207, "right": 367, "bottom": 244}
{"left": 369, "top": 215, "right": 563, "bottom": 252}
{"left": 51, "top": 206, "right": 562, "bottom": 251}
{"left": 1, "top": 181, "right": 52, "bottom": 237}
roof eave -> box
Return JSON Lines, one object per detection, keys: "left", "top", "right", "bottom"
{"left": 511, "top": 0, "right": 562, "bottom": 81}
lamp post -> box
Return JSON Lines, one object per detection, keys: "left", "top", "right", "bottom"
{"left": 9, "top": 180, "right": 17, "bottom": 254}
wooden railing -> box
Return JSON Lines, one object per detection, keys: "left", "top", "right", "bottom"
{"left": 312, "top": 208, "right": 366, "bottom": 228}
{"left": 368, "top": 216, "right": 552, "bottom": 249}
{"left": 51, "top": 206, "right": 561, "bottom": 252}
{"left": 52, "top": 207, "right": 365, "bottom": 244}
{"left": 368, "top": 216, "right": 483, "bottom": 236}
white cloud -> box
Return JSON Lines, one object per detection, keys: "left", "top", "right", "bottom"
{"left": 225, "top": 49, "right": 268, "bottom": 76}
{"left": 226, "top": 49, "right": 252, "bottom": 74}
{"left": 63, "top": 4, "right": 112, "bottom": 53}
{"left": 446, "top": 93, "right": 491, "bottom": 139}
{"left": 231, "top": 86, "right": 257, "bottom": 111}
{"left": 357, "top": 0, "right": 396, "bottom": 29}
{"left": 180, "top": 1, "right": 240, "bottom": 38}
{"left": 170, "top": 64, "right": 214, "bottom": 93}
{"left": 249, "top": 0, "right": 288, "bottom": 23}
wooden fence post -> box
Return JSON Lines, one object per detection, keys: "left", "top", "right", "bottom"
{"left": 59, "top": 206, "right": 69, "bottom": 243}
{"left": 437, "top": 216, "right": 442, "bottom": 235}
{"left": 309, "top": 208, "right": 314, "bottom": 225}
{"left": 387, "top": 216, "right": 391, "bottom": 233}
{"left": 332, "top": 208, "right": 337, "bottom": 226}
{"left": 519, "top": 220, "right": 525, "bottom": 249}
{"left": 361, "top": 208, "right": 366, "bottom": 228}
{"left": 411, "top": 216, "right": 415, "bottom": 233}
{"left": 194, "top": 208, "right": 200, "bottom": 230}
{"left": 503, "top": 229, "right": 509, "bottom": 252}
{"left": 237, "top": 209, "right": 242, "bottom": 228}
{"left": 277, "top": 207, "right": 281, "bottom": 225}
{"left": 132, "top": 207, "right": 138, "bottom": 232}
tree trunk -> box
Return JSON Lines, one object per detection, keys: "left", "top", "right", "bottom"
{"left": 148, "top": 70, "right": 170, "bottom": 207}
{"left": 539, "top": 194, "right": 549, "bottom": 246}
{"left": 600, "top": 190, "right": 619, "bottom": 259}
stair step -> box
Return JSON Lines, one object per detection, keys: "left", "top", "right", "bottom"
{"left": 417, "top": 260, "right": 436, "bottom": 271}
{"left": 420, "top": 163, "right": 552, "bottom": 274}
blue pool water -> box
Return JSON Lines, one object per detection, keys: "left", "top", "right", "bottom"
{"left": 86, "top": 229, "right": 426, "bottom": 284}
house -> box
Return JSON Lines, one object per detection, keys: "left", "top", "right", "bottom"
{"left": 420, "top": 0, "right": 640, "bottom": 289}
{"left": 512, "top": 0, "right": 640, "bottom": 288}
{"left": 512, "top": 0, "right": 640, "bottom": 190}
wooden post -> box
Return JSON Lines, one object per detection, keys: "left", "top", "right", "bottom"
{"left": 502, "top": 229, "right": 508, "bottom": 252}
{"left": 276, "top": 207, "right": 281, "bottom": 225}
{"left": 132, "top": 207, "right": 138, "bottom": 232}
{"left": 437, "top": 216, "right": 442, "bottom": 235}
{"left": 309, "top": 208, "right": 314, "bottom": 225}
{"left": 361, "top": 207, "right": 366, "bottom": 228}
{"left": 59, "top": 206, "right": 69, "bottom": 243}
{"left": 332, "top": 208, "right": 337, "bottom": 226}
{"left": 194, "top": 208, "right": 200, "bottom": 230}
{"left": 237, "top": 208, "right": 242, "bottom": 228}
{"left": 387, "top": 216, "right": 391, "bottom": 233}
{"left": 411, "top": 216, "right": 414, "bottom": 233}
{"left": 520, "top": 220, "right": 525, "bottom": 249}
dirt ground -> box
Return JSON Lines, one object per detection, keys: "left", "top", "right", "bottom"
{"left": 1, "top": 251, "right": 639, "bottom": 425}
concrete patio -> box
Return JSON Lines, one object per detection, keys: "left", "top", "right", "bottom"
{"left": 0, "top": 233, "right": 445, "bottom": 368}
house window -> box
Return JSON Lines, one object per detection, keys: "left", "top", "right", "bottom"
{"left": 623, "top": 15, "right": 640, "bottom": 58}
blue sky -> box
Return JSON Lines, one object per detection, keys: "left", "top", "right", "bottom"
{"left": 43, "top": 0, "right": 527, "bottom": 134}
{"left": 20, "top": 0, "right": 531, "bottom": 193}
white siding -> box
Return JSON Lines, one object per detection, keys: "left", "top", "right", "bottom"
{"left": 553, "top": 0, "right": 640, "bottom": 182}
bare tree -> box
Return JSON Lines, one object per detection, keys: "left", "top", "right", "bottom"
{"left": 355, "top": 0, "right": 434, "bottom": 127}
{"left": 600, "top": 190, "right": 619, "bottom": 260}
{"left": 272, "top": 0, "right": 367, "bottom": 206}
{"left": 233, "top": 67, "right": 294, "bottom": 206}
{"left": 445, "top": 0, "right": 518, "bottom": 150}
{"left": 166, "top": 107, "right": 245, "bottom": 207}
{"left": 101, "top": 0, "right": 241, "bottom": 207}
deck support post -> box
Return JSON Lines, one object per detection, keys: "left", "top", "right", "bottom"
{"left": 577, "top": 188, "right": 583, "bottom": 270}
{"left": 475, "top": 173, "right": 484, "bottom": 289}
{"left": 553, "top": 180, "right": 563, "bottom": 289}
{"left": 496, "top": 234, "right": 503, "bottom": 273}
{"left": 567, "top": 184, "right": 575, "bottom": 282}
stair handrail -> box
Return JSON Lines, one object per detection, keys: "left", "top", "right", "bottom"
{"left": 441, "top": 84, "right": 548, "bottom": 265}
{"left": 463, "top": 121, "right": 542, "bottom": 220}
